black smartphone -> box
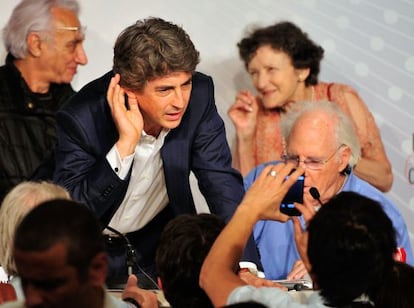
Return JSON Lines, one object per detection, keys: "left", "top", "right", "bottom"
{"left": 280, "top": 175, "right": 304, "bottom": 216}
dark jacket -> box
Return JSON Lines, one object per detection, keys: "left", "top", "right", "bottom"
{"left": 54, "top": 70, "right": 261, "bottom": 266}
{"left": 0, "top": 54, "right": 75, "bottom": 201}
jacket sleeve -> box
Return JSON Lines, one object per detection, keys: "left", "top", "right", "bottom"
{"left": 53, "top": 76, "right": 128, "bottom": 224}
{"left": 187, "top": 74, "right": 245, "bottom": 221}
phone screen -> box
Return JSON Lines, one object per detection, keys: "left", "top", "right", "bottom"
{"left": 280, "top": 175, "right": 304, "bottom": 216}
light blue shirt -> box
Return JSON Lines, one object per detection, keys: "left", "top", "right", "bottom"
{"left": 228, "top": 286, "right": 328, "bottom": 307}
{"left": 244, "top": 162, "right": 414, "bottom": 280}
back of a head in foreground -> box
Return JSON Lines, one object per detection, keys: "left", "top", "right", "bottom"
{"left": 0, "top": 181, "right": 70, "bottom": 275}
{"left": 374, "top": 261, "right": 414, "bottom": 308}
{"left": 156, "top": 213, "right": 225, "bottom": 308}
{"left": 307, "top": 191, "right": 396, "bottom": 307}
{"left": 14, "top": 199, "right": 104, "bottom": 275}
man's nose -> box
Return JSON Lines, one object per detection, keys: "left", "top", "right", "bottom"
{"left": 75, "top": 44, "right": 88, "bottom": 65}
{"left": 172, "top": 90, "right": 186, "bottom": 108}
{"left": 298, "top": 160, "right": 307, "bottom": 169}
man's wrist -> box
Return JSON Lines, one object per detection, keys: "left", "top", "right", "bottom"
{"left": 116, "top": 139, "right": 137, "bottom": 159}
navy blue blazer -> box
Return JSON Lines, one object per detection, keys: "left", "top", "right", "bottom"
{"left": 54, "top": 71, "right": 244, "bottom": 226}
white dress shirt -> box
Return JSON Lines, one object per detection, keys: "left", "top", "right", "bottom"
{"left": 105, "top": 130, "right": 170, "bottom": 233}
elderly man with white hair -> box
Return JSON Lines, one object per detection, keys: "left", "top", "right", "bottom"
{"left": 243, "top": 100, "right": 413, "bottom": 280}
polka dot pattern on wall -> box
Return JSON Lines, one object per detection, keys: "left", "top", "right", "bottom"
{"left": 402, "top": 138, "right": 413, "bottom": 155}
{"left": 405, "top": 57, "right": 414, "bottom": 73}
{"left": 370, "top": 36, "right": 385, "bottom": 51}
{"left": 384, "top": 10, "right": 399, "bottom": 24}
{"left": 355, "top": 62, "right": 369, "bottom": 77}
{"left": 336, "top": 16, "right": 350, "bottom": 29}
{"left": 388, "top": 86, "right": 403, "bottom": 101}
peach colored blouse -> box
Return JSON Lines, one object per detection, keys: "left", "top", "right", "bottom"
{"left": 253, "top": 82, "right": 383, "bottom": 165}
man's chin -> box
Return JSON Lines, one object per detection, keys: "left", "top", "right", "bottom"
{"left": 164, "top": 119, "right": 183, "bottom": 130}
{"left": 53, "top": 78, "right": 74, "bottom": 85}
{"left": 60, "top": 73, "right": 77, "bottom": 84}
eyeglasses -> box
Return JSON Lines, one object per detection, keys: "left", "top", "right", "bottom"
{"left": 282, "top": 144, "right": 346, "bottom": 170}
{"left": 55, "top": 26, "right": 86, "bottom": 38}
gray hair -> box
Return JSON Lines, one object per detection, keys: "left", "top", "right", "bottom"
{"left": 0, "top": 181, "right": 71, "bottom": 275}
{"left": 280, "top": 101, "right": 361, "bottom": 167}
{"left": 3, "top": 0, "right": 80, "bottom": 59}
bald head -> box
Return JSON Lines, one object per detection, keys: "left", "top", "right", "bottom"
{"left": 288, "top": 109, "right": 337, "bottom": 148}
{"left": 280, "top": 101, "right": 361, "bottom": 206}
{"left": 281, "top": 101, "right": 361, "bottom": 167}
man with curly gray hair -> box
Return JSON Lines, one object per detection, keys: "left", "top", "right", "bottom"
{"left": 0, "top": 0, "right": 87, "bottom": 201}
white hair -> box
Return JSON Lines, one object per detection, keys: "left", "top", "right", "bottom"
{"left": 280, "top": 100, "right": 361, "bottom": 167}
{"left": 3, "top": 0, "right": 80, "bottom": 58}
{"left": 0, "top": 181, "right": 71, "bottom": 275}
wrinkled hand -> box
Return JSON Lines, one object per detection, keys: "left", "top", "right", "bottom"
{"left": 239, "top": 271, "right": 287, "bottom": 290}
{"left": 107, "top": 74, "right": 144, "bottom": 158}
{"left": 228, "top": 90, "right": 259, "bottom": 140}
{"left": 292, "top": 217, "right": 311, "bottom": 274}
{"left": 240, "top": 163, "right": 305, "bottom": 222}
{"left": 293, "top": 201, "right": 318, "bottom": 224}
{"left": 286, "top": 259, "right": 308, "bottom": 280}
{"left": 122, "top": 275, "right": 158, "bottom": 308}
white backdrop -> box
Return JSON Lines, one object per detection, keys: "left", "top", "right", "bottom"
{"left": 1, "top": 0, "right": 413, "bottom": 249}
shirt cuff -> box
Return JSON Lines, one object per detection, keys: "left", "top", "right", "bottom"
{"left": 106, "top": 145, "right": 134, "bottom": 179}
{"left": 238, "top": 261, "right": 265, "bottom": 278}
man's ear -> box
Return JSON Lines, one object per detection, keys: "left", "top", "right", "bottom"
{"left": 27, "top": 32, "right": 43, "bottom": 57}
{"left": 88, "top": 252, "right": 108, "bottom": 286}
{"left": 124, "top": 89, "right": 137, "bottom": 99}
{"left": 338, "top": 146, "right": 351, "bottom": 173}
